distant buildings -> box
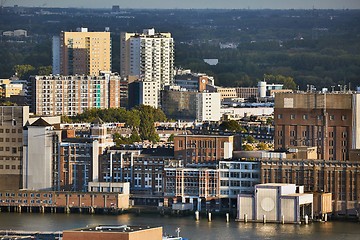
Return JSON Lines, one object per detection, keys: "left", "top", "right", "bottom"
{"left": 196, "top": 92, "right": 221, "bottom": 122}
{"left": 52, "top": 27, "right": 111, "bottom": 76}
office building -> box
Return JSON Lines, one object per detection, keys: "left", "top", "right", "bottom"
{"left": 0, "top": 106, "right": 29, "bottom": 190}
{"left": 30, "top": 74, "right": 121, "bottom": 116}
{"left": 173, "top": 73, "right": 214, "bottom": 92}
{"left": 274, "top": 92, "right": 360, "bottom": 161}
{"left": 120, "top": 28, "right": 174, "bottom": 90}
{"left": 53, "top": 27, "right": 111, "bottom": 76}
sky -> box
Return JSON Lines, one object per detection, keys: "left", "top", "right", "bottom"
{"left": 4, "top": 0, "right": 360, "bottom": 9}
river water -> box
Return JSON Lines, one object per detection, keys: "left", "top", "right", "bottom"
{"left": 0, "top": 212, "right": 359, "bottom": 240}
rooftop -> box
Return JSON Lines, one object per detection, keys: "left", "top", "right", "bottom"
{"left": 67, "top": 225, "right": 160, "bottom": 233}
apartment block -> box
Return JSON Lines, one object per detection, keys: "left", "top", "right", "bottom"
{"left": 196, "top": 92, "right": 221, "bottom": 122}
{"left": 53, "top": 27, "right": 111, "bottom": 76}
{"left": 30, "top": 74, "right": 121, "bottom": 116}
{"left": 120, "top": 28, "right": 174, "bottom": 90}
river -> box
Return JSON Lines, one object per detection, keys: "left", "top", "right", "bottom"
{"left": 0, "top": 212, "right": 359, "bottom": 240}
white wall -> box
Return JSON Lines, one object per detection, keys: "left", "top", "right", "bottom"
{"left": 24, "top": 126, "right": 54, "bottom": 190}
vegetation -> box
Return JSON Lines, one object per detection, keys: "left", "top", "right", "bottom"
{"left": 219, "top": 120, "right": 246, "bottom": 132}
{"left": 0, "top": 8, "right": 359, "bottom": 90}
{"left": 63, "top": 105, "right": 167, "bottom": 143}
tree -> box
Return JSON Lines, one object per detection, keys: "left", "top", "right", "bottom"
{"left": 38, "top": 66, "right": 52, "bottom": 75}
{"left": 219, "top": 120, "right": 242, "bottom": 132}
{"left": 257, "top": 142, "right": 268, "bottom": 150}
{"left": 13, "top": 64, "right": 35, "bottom": 79}
{"left": 242, "top": 144, "right": 254, "bottom": 151}
{"left": 168, "top": 134, "right": 175, "bottom": 142}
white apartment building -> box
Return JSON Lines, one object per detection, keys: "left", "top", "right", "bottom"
{"left": 196, "top": 92, "right": 221, "bottom": 122}
{"left": 128, "top": 80, "right": 159, "bottom": 109}
{"left": 30, "top": 74, "right": 121, "bottom": 116}
{"left": 121, "top": 28, "right": 174, "bottom": 107}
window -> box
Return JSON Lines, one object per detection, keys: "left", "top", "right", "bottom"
{"left": 341, "top": 115, "right": 347, "bottom": 121}
{"left": 330, "top": 115, "right": 335, "bottom": 120}
{"left": 303, "top": 114, "right": 308, "bottom": 120}
{"left": 290, "top": 114, "right": 296, "bottom": 119}
{"left": 277, "top": 114, "right": 283, "bottom": 119}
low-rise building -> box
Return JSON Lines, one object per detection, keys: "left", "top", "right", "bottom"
{"left": 237, "top": 183, "right": 313, "bottom": 223}
{"left": 63, "top": 225, "right": 162, "bottom": 240}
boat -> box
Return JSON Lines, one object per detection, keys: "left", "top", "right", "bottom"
{"left": 163, "top": 227, "right": 189, "bottom": 240}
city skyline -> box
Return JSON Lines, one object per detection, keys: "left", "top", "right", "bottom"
{"left": 5, "top": 0, "right": 360, "bottom": 9}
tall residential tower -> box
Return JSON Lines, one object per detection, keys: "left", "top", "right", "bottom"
{"left": 53, "top": 27, "right": 111, "bottom": 76}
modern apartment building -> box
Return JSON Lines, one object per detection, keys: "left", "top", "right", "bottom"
{"left": 53, "top": 27, "right": 111, "bottom": 76}
{"left": 98, "top": 147, "right": 176, "bottom": 196}
{"left": 274, "top": 92, "right": 360, "bottom": 161}
{"left": 120, "top": 28, "right": 174, "bottom": 90}
{"left": 128, "top": 80, "right": 158, "bottom": 109}
{"left": 196, "top": 92, "right": 221, "bottom": 122}
{"left": 0, "top": 106, "right": 29, "bottom": 190}
{"left": 30, "top": 74, "right": 121, "bottom": 116}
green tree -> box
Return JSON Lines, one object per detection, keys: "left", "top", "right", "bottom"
{"left": 13, "top": 64, "right": 35, "bottom": 79}
{"left": 219, "top": 120, "right": 242, "bottom": 132}
{"left": 168, "top": 134, "right": 175, "bottom": 142}
{"left": 38, "top": 66, "right": 52, "bottom": 75}
{"left": 257, "top": 142, "right": 268, "bottom": 150}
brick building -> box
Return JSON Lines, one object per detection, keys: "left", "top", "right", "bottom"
{"left": 274, "top": 92, "right": 360, "bottom": 161}
{"left": 173, "top": 135, "right": 240, "bottom": 165}
{"left": 260, "top": 158, "right": 360, "bottom": 215}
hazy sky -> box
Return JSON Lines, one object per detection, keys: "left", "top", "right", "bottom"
{"left": 5, "top": 0, "right": 360, "bottom": 9}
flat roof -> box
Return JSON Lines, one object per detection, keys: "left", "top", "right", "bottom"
{"left": 66, "top": 225, "right": 161, "bottom": 233}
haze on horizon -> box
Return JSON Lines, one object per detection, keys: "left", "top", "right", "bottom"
{"left": 5, "top": 0, "right": 360, "bottom": 9}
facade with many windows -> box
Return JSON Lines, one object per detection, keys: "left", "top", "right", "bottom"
{"left": 274, "top": 92, "right": 359, "bottom": 161}
{"left": 30, "top": 74, "right": 121, "bottom": 116}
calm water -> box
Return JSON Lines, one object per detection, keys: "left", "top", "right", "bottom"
{"left": 0, "top": 212, "right": 359, "bottom": 240}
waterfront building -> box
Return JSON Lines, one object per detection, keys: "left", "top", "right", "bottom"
{"left": 0, "top": 106, "right": 29, "bottom": 190}
{"left": 63, "top": 225, "right": 162, "bottom": 240}
{"left": 260, "top": 158, "right": 360, "bottom": 215}
{"left": 53, "top": 27, "right": 111, "bottom": 76}
{"left": 218, "top": 160, "right": 260, "bottom": 198}
{"left": 23, "top": 118, "right": 61, "bottom": 191}
{"left": 237, "top": 183, "right": 313, "bottom": 223}
{"left": 98, "top": 147, "right": 177, "bottom": 197}
{"left": 274, "top": 92, "right": 360, "bottom": 161}
{"left": 163, "top": 167, "right": 219, "bottom": 211}
{"left": 0, "top": 190, "right": 130, "bottom": 212}
{"left": 173, "top": 135, "right": 239, "bottom": 165}
{"left": 30, "top": 73, "right": 121, "bottom": 116}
